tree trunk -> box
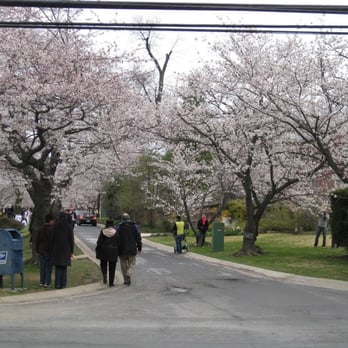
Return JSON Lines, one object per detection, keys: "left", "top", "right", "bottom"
{"left": 240, "top": 219, "right": 262, "bottom": 256}
{"left": 236, "top": 172, "right": 263, "bottom": 256}
{"left": 27, "top": 178, "right": 54, "bottom": 264}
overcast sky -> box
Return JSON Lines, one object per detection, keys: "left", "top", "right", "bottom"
{"left": 81, "top": 1, "right": 348, "bottom": 76}
{"left": 85, "top": 0, "right": 348, "bottom": 25}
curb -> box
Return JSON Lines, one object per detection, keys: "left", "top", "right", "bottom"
{"left": 0, "top": 282, "right": 106, "bottom": 305}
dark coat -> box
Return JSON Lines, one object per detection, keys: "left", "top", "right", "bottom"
{"left": 36, "top": 222, "right": 53, "bottom": 256}
{"left": 50, "top": 217, "right": 74, "bottom": 267}
{"left": 116, "top": 221, "right": 142, "bottom": 256}
{"left": 96, "top": 227, "right": 118, "bottom": 262}
{"left": 197, "top": 218, "right": 209, "bottom": 233}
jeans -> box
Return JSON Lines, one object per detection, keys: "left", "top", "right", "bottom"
{"left": 39, "top": 255, "right": 52, "bottom": 286}
{"left": 314, "top": 226, "right": 327, "bottom": 247}
{"left": 175, "top": 234, "right": 184, "bottom": 254}
{"left": 55, "top": 266, "right": 68, "bottom": 289}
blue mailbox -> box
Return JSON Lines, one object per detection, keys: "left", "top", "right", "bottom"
{"left": 0, "top": 228, "right": 24, "bottom": 290}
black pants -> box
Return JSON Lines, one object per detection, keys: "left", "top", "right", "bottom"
{"left": 198, "top": 232, "right": 206, "bottom": 247}
{"left": 100, "top": 260, "right": 117, "bottom": 286}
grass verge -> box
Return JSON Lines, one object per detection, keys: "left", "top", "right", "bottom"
{"left": 0, "top": 231, "right": 100, "bottom": 297}
{"left": 149, "top": 232, "right": 348, "bottom": 281}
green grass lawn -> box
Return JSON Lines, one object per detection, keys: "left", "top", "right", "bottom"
{"left": 149, "top": 232, "right": 348, "bottom": 281}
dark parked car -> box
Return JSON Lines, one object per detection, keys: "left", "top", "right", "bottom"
{"left": 75, "top": 210, "right": 97, "bottom": 227}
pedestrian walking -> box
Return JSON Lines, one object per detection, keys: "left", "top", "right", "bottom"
{"left": 116, "top": 213, "right": 142, "bottom": 285}
{"left": 50, "top": 212, "right": 74, "bottom": 289}
{"left": 197, "top": 214, "right": 209, "bottom": 247}
{"left": 314, "top": 209, "right": 329, "bottom": 247}
{"left": 173, "top": 215, "right": 185, "bottom": 254}
{"left": 36, "top": 214, "right": 54, "bottom": 288}
{"left": 96, "top": 220, "right": 118, "bottom": 287}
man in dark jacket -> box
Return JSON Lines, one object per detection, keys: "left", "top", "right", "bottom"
{"left": 96, "top": 220, "right": 118, "bottom": 287}
{"left": 51, "top": 212, "right": 74, "bottom": 289}
{"left": 116, "top": 213, "right": 142, "bottom": 285}
{"left": 36, "top": 214, "right": 54, "bottom": 287}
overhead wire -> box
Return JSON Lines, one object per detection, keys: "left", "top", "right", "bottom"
{"left": 0, "top": 1, "right": 347, "bottom": 15}
{"left": 0, "top": 1, "right": 348, "bottom": 34}
{"left": 1, "top": 21, "right": 348, "bottom": 35}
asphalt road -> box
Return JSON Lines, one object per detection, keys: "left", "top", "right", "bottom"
{"left": 0, "top": 224, "right": 347, "bottom": 348}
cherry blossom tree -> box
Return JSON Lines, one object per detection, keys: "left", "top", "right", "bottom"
{"left": 252, "top": 36, "right": 348, "bottom": 184}
{"left": 127, "top": 30, "right": 241, "bottom": 228}
{"left": 127, "top": 30, "right": 175, "bottom": 106}
{"left": 158, "top": 34, "right": 330, "bottom": 255}
{"left": 147, "top": 144, "right": 232, "bottom": 230}
{"left": 0, "top": 158, "right": 29, "bottom": 211}
{"left": 0, "top": 8, "right": 135, "bottom": 259}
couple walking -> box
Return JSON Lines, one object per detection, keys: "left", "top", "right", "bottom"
{"left": 96, "top": 213, "right": 142, "bottom": 286}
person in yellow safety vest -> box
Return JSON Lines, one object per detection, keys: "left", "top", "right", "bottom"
{"left": 173, "top": 215, "right": 185, "bottom": 254}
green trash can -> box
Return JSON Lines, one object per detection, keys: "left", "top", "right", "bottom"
{"left": 211, "top": 222, "right": 224, "bottom": 251}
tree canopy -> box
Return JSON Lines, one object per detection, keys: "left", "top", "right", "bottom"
{"left": 1, "top": 8, "right": 347, "bottom": 255}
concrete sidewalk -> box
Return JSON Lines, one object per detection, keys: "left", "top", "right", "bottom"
{"left": 1, "top": 236, "right": 347, "bottom": 304}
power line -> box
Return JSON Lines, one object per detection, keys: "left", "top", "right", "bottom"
{"left": 1, "top": 2, "right": 348, "bottom": 35}
{"left": 1, "top": 21, "right": 348, "bottom": 35}
{"left": 0, "top": 1, "right": 348, "bottom": 15}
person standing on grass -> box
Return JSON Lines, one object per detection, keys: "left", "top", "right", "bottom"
{"left": 50, "top": 212, "right": 74, "bottom": 289}
{"left": 173, "top": 215, "right": 185, "bottom": 254}
{"left": 197, "top": 214, "right": 209, "bottom": 247}
{"left": 116, "top": 213, "right": 142, "bottom": 285}
{"left": 314, "top": 209, "right": 329, "bottom": 247}
{"left": 96, "top": 220, "right": 118, "bottom": 287}
{"left": 36, "top": 214, "right": 54, "bottom": 288}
